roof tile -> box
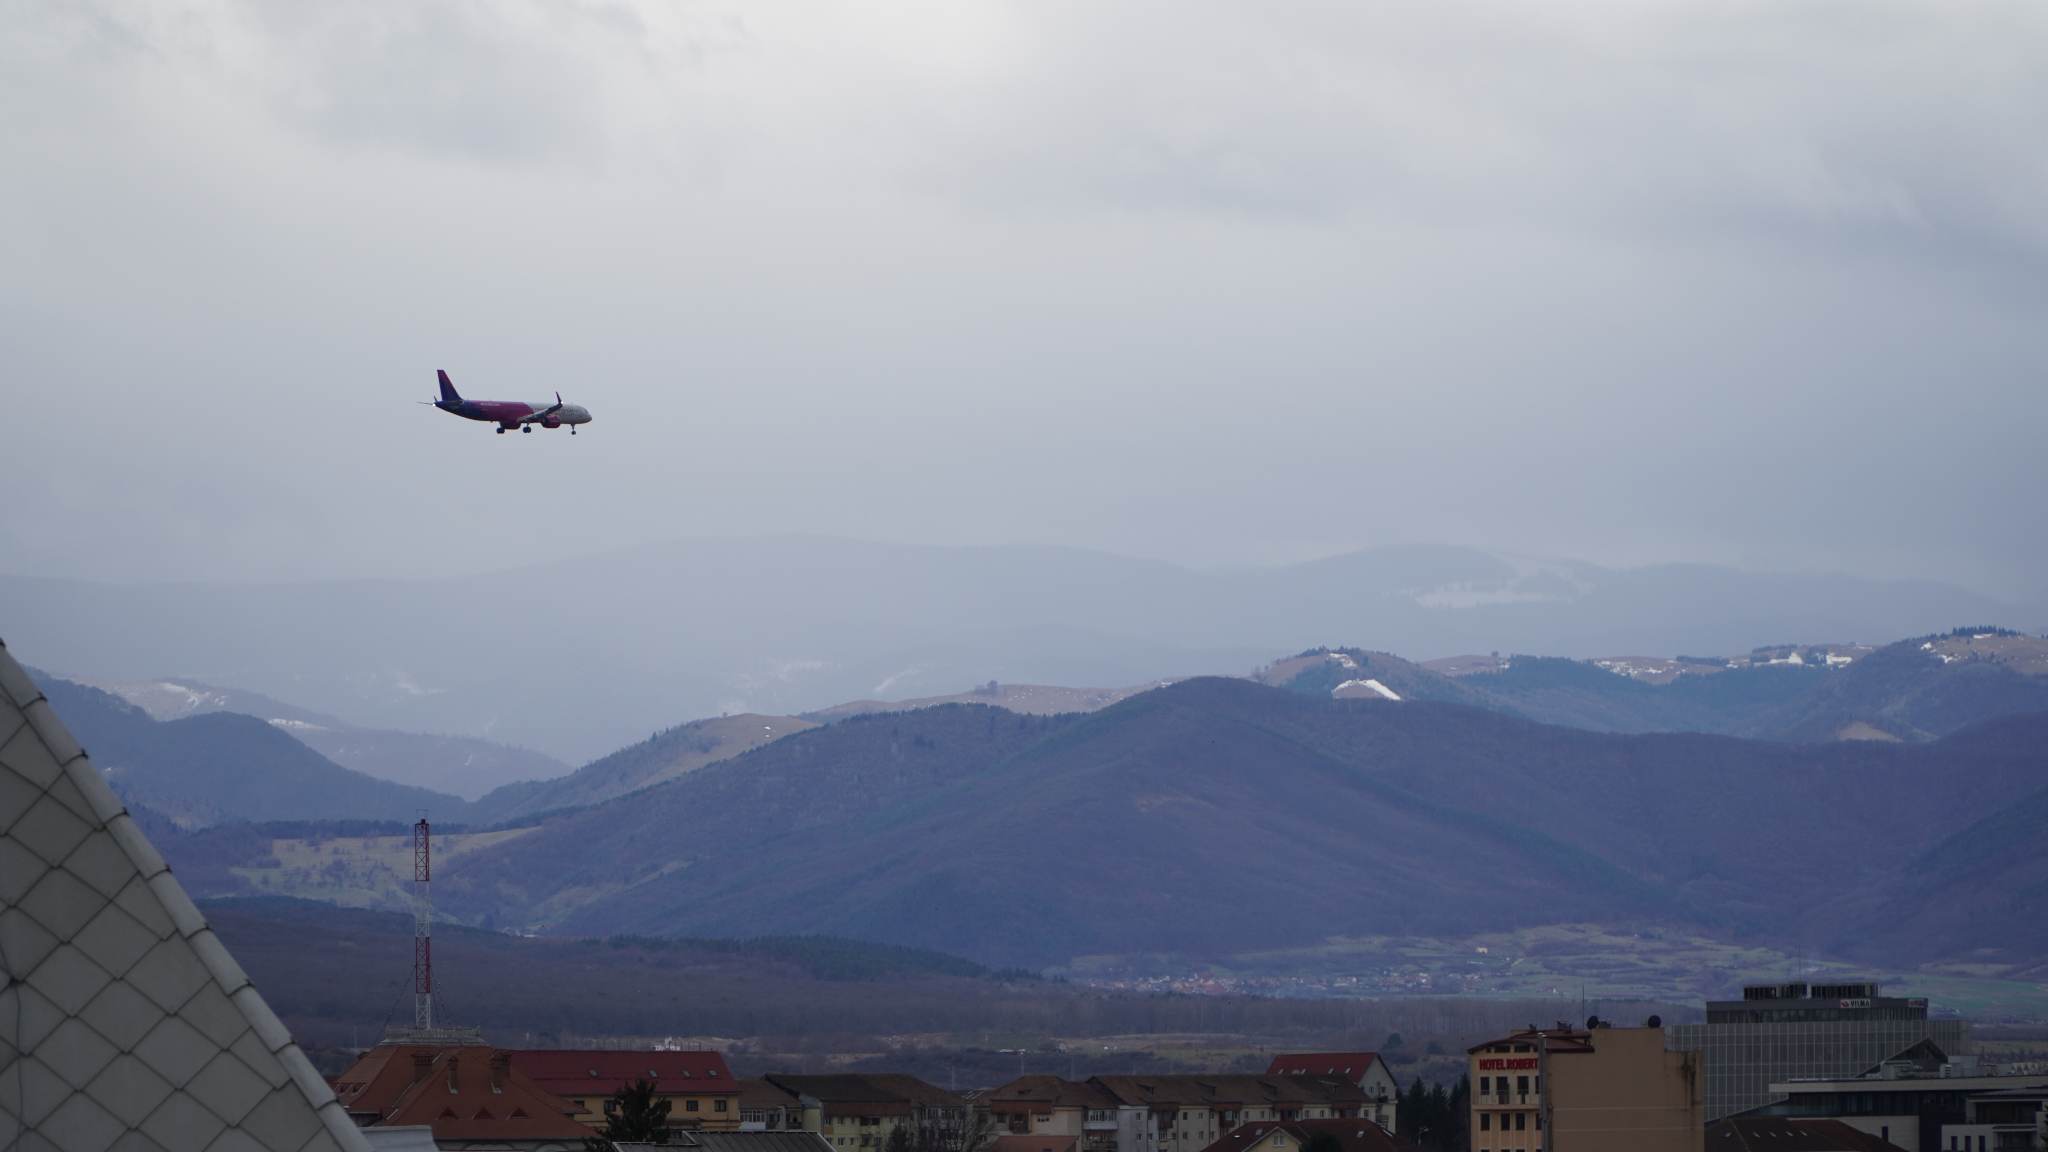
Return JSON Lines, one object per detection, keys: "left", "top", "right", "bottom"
{"left": 27, "top": 945, "right": 113, "bottom": 1015}
{"left": 239, "top": 1085, "right": 325, "bottom": 1152}
{"left": 178, "top": 984, "right": 253, "bottom": 1050}
{"left": 60, "top": 829, "right": 138, "bottom": 900}
{"left": 0, "top": 723, "right": 63, "bottom": 790}
{"left": 19, "top": 868, "right": 106, "bottom": 941}
{"left": 185, "top": 1051, "right": 273, "bottom": 1125}
{"left": 36, "top": 1017, "right": 119, "bottom": 1090}
{"left": 125, "top": 937, "right": 213, "bottom": 1014}
{"left": 74, "top": 902, "right": 160, "bottom": 978}
{"left": 140, "top": 1091, "right": 229, "bottom": 1152}
{"left": 80, "top": 977, "right": 169, "bottom": 1051}
{"left": 1, "top": 907, "right": 63, "bottom": 975}
{"left": 107, "top": 814, "right": 168, "bottom": 882}
{"left": 39, "top": 1090, "right": 126, "bottom": 1152}
{"left": 0, "top": 834, "right": 51, "bottom": 902}
{"left": 86, "top": 1054, "right": 178, "bottom": 1128}
{"left": 134, "top": 1018, "right": 219, "bottom": 1089}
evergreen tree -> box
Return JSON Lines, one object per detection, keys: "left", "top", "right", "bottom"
{"left": 584, "top": 1080, "right": 672, "bottom": 1150}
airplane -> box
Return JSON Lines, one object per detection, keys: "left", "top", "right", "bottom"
{"left": 427, "top": 370, "right": 593, "bottom": 435}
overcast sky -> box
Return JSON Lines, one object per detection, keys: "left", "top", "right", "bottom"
{"left": 2, "top": 1, "right": 2043, "bottom": 601}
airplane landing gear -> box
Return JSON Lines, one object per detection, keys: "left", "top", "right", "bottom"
{"left": 522, "top": 425, "right": 532, "bottom": 434}
{"left": 495, "top": 427, "right": 506, "bottom": 434}
{"left": 570, "top": 427, "right": 577, "bottom": 435}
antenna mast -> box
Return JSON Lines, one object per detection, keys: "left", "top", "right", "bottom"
{"left": 413, "top": 815, "right": 433, "bottom": 1032}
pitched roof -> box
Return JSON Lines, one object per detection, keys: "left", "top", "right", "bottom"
{"left": 861, "top": 1074, "right": 969, "bottom": 1109}
{"left": 1199, "top": 1119, "right": 1406, "bottom": 1152}
{"left": 333, "top": 1044, "right": 591, "bottom": 1142}
{"left": 508, "top": 1048, "right": 739, "bottom": 1097}
{"left": 984, "top": 1075, "right": 1120, "bottom": 1113}
{"left": 1709, "top": 1118, "right": 1910, "bottom": 1152}
{"left": 1266, "top": 1055, "right": 1387, "bottom": 1081}
{"left": 762, "top": 1073, "right": 959, "bottom": 1116}
{"left": 620, "top": 1134, "right": 836, "bottom": 1152}
{"left": 1093, "top": 1076, "right": 1368, "bottom": 1111}
{"left": 0, "top": 639, "right": 371, "bottom": 1152}
{"left": 740, "top": 1077, "right": 804, "bottom": 1109}
{"left": 993, "top": 1135, "right": 1081, "bottom": 1152}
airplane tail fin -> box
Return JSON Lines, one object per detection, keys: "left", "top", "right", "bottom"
{"left": 437, "top": 370, "right": 461, "bottom": 403}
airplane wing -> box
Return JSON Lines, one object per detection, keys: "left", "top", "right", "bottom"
{"left": 521, "top": 393, "right": 565, "bottom": 423}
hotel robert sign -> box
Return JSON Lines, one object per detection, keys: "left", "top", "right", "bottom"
{"left": 1477, "top": 1058, "right": 1541, "bottom": 1071}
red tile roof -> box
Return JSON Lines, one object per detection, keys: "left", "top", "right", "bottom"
{"left": 509, "top": 1049, "right": 739, "bottom": 1098}
{"left": 1266, "top": 1055, "right": 1386, "bottom": 1081}
{"left": 333, "top": 1045, "right": 591, "bottom": 1143}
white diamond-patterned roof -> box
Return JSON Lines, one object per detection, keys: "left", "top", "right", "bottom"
{"left": 0, "top": 639, "right": 373, "bottom": 1152}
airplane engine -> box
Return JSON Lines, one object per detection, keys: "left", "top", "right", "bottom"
{"left": 541, "top": 414, "right": 562, "bottom": 428}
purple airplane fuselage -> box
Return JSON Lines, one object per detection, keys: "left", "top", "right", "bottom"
{"left": 432, "top": 369, "right": 593, "bottom": 434}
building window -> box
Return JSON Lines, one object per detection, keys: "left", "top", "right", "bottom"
{"left": 1479, "top": 1077, "right": 1490, "bottom": 1095}
{"left": 717, "top": 1101, "right": 729, "bottom": 1113}
{"left": 688, "top": 1101, "right": 700, "bottom": 1112}
{"left": 1516, "top": 1077, "right": 1529, "bottom": 1097}
{"left": 1480, "top": 1115, "right": 1491, "bottom": 1132}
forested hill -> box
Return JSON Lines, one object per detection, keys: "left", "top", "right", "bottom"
{"left": 37, "top": 675, "right": 468, "bottom": 825}
{"left": 1267, "top": 637, "right": 2048, "bottom": 743}
{"left": 431, "top": 678, "right": 2048, "bottom": 968}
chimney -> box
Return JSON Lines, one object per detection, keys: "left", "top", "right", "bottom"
{"left": 448, "top": 1054, "right": 460, "bottom": 1094}
{"left": 491, "top": 1052, "right": 510, "bottom": 1094}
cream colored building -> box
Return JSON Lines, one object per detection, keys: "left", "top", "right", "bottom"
{"left": 1470, "top": 1024, "right": 1703, "bottom": 1152}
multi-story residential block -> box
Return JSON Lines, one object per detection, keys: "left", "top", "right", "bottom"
{"left": 742, "top": 1078, "right": 809, "bottom": 1131}
{"left": 333, "top": 1044, "right": 597, "bottom": 1149}
{"left": 509, "top": 1049, "right": 741, "bottom": 1132}
{"left": 1267, "top": 1052, "right": 1401, "bottom": 1134}
{"left": 764, "top": 1073, "right": 971, "bottom": 1152}
{"left": 1468, "top": 1023, "right": 1702, "bottom": 1152}
{"left": 986, "top": 1074, "right": 1371, "bottom": 1152}
{"left": 1669, "top": 983, "right": 1972, "bottom": 1121}
{"left": 985, "top": 1075, "right": 1124, "bottom": 1152}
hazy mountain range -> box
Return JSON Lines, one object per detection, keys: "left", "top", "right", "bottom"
{"left": 143, "top": 677, "right": 2048, "bottom": 975}
{"left": 4, "top": 537, "right": 2031, "bottom": 761}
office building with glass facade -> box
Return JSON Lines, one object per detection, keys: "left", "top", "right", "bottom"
{"left": 1669, "top": 983, "right": 1970, "bottom": 1121}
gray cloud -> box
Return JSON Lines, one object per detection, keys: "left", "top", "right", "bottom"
{"left": 0, "top": 0, "right": 2042, "bottom": 605}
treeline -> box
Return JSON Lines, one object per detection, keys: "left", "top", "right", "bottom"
{"left": 213, "top": 898, "right": 1684, "bottom": 1080}
{"left": 600, "top": 934, "right": 1037, "bottom": 983}
{"left": 1396, "top": 1076, "right": 1470, "bottom": 1152}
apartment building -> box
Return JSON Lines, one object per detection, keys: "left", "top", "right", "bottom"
{"left": 509, "top": 1049, "right": 741, "bottom": 1132}
{"left": 764, "top": 1073, "right": 970, "bottom": 1152}
{"left": 986, "top": 1075, "right": 1124, "bottom": 1152}
{"left": 1468, "top": 1023, "right": 1703, "bottom": 1152}
{"left": 987, "top": 1074, "right": 1371, "bottom": 1152}
{"left": 1267, "top": 1052, "right": 1401, "bottom": 1134}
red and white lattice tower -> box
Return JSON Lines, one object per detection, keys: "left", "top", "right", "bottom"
{"left": 412, "top": 816, "right": 433, "bottom": 1032}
